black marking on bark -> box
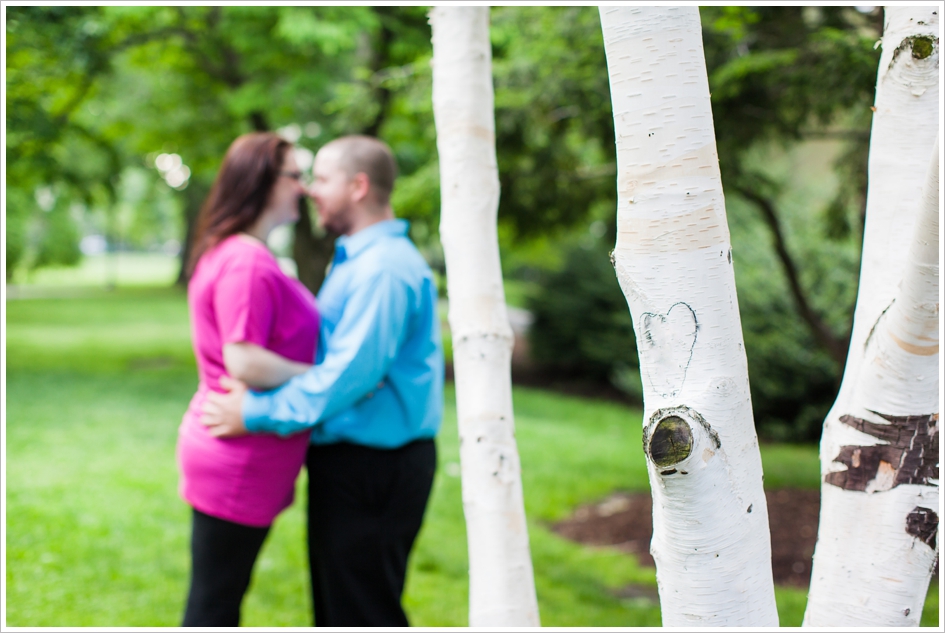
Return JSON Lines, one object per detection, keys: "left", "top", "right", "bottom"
{"left": 825, "top": 412, "right": 939, "bottom": 491}
{"left": 906, "top": 507, "right": 938, "bottom": 549}
{"left": 609, "top": 250, "right": 616, "bottom": 267}
{"left": 727, "top": 248, "right": 732, "bottom": 264}
{"left": 863, "top": 300, "right": 894, "bottom": 353}
{"left": 890, "top": 35, "right": 939, "bottom": 69}
{"left": 660, "top": 468, "right": 677, "bottom": 476}
{"left": 649, "top": 416, "right": 693, "bottom": 467}
{"left": 747, "top": 504, "right": 753, "bottom": 513}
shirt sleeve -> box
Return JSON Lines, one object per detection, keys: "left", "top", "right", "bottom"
{"left": 242, "top": 270, "right": 409, "bottom": 437}
{"left": 213, "top": 257, "right": 276, "bottom": 348}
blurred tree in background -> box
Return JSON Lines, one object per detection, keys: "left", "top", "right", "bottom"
{"left": 6, "top": 5, "right": 382, "bottom": 287}
{"left": 5, "top": 6, "right": 883, "bottom": 440}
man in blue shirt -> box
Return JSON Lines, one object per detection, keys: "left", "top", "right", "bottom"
{"left": 201, "top": 135, "right": 444, "bottom": 626}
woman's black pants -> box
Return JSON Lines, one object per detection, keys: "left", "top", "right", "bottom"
{"left": 181, "top": 508, "right": 270, "bottom": 627}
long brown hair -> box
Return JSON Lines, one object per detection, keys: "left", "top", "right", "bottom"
{"left": 186, "top": 132, "right": 291, "bottom": 276}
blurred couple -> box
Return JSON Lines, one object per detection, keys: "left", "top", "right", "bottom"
{"left": 176, "top": 132, "right": 444, "bottom": 626}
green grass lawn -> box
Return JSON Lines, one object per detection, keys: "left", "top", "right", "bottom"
{"left": 4, "top": 287, "right": 939, "bottom": 626}
{"left": 8, "top": 252, "right": 180, "bottom": 289}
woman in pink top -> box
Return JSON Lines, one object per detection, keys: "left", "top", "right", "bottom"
{"left": 177, "top": 132, "right": 317, "bottom": 626}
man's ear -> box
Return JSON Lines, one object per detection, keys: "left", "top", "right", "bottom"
{"left": 350, "top": 172, "right": 371, "bottom": 202}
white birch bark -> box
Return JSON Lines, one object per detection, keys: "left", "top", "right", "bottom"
{"left": 430, "top": 6, "right": 540, "bottom": 627}
{"left": 600, "top": 6, "right": 778, "bottom": 626}
{"left": 804, "top": 7, "right": 940, "bottom": 626}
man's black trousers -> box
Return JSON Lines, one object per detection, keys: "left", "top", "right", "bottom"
{"left": 305, "top": 439, "right": 437, "bottom": 627}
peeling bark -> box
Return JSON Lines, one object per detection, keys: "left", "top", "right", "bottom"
{"left": 826, "top": 413, "right": 939, "bottom": 491}
{"left": 905, "top": 507, "right": 938, "bottom": 549}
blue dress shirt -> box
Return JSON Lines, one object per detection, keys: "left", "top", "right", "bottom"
{"left": 242, "top": 219, "right": 444, "bottom": 449}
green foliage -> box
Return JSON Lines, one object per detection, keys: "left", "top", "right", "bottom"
{"left": 5, "top": 5, "right": 891, "bottom": 441}
{"left": 34, "top": 205, "right": 82, "bottom": 269}
{"left": 704, "top": 7, "right": 880, "bottom": 151}
{"left": 527, "top": 244, "right": 639, "bottom": 395}
{"left": 387, "top": 6, "right": 621, "bottom": 251}
{"left": 4, "top": 6, "right": 381, "bottom": 277}
{"left": 739, "top": 299, "right": 840, "bottom": 441}
{"left": 727, "top": 140, "right": 864, "bottom": 441}
{"left": 518, "top": 7, "right": 885, "bottom": 441}
{"left": 7, "top": 6, "right": 627, "bottom": 279}
{"left": 6, "top": 7, "right": 119, "bottom": 273}
{"left": 490, "top": 7, "right": 616, "bottom": 240}
{"left": 5, "top": 189, "right": 32, "bottom": 278}
{"left": 704, "top": 6, "right": 879, "bottom": 257}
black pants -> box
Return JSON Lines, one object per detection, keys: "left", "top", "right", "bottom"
{"left": 306, "top": 439, "right": 437, "bottom": 627}
{"left": 181, "top": 508, "right": 270, "bottom": 627}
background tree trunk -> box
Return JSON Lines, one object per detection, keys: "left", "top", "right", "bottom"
{"left": 292, "top": 198, "right": 337, "bottom": 294}
{"left": 804, "top": 7, "right": 940, "bottom": 625}
{"left": 430, "top": 6, "right": 541, "bottom": 627}
{"left": 731, "top": 182, "right": 851, "bottom": 367}
{"left": 174, "top": 180, "right": 209, "bottom": 286}
{"left": 600, "top": 6, "right": 778, "bottom": 626}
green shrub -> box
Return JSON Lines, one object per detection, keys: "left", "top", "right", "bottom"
{"left": 526, "top": 244, "right": 639, "bottom": 392}
{"left": 738, "top": 276, "right": 840, "bottom": 442}
{"left": 527, "top": 242, "right": 839, "bottom": 442}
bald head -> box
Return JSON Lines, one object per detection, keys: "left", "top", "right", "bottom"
{"left": 320, "top": 135, "right": 398, "bottom": 204}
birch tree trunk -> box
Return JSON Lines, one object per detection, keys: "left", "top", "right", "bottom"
{"left": 599, "top": 6, "right": 778, "bottom": 626}
{"left": 430, "top": 6, "right": 541, "bottom": 627}
{"left": 804, "top": 7, "right": 940, "bottom": 626}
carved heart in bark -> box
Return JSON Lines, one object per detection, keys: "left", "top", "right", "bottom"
{"left": 639, "top": 302, "right": 698, "bottom": 398}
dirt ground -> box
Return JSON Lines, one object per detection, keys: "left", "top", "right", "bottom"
{"left": 552, "top": 488, "right": 939, "bottom": 588}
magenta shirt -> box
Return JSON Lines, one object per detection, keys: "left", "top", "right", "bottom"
{"left": 177, "top": 235, "right": 319, "bottom": 527}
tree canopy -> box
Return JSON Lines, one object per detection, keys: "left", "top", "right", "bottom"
{"left": 6, "top": 6, "right": 884, "bottom": 439}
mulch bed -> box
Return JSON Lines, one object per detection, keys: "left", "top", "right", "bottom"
{"left": 552, "top": 488, "right": 939, "bottom": 588}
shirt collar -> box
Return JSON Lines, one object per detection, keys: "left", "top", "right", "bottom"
{"left": 333, "top": 219, "right": 409, "bottom": 264}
